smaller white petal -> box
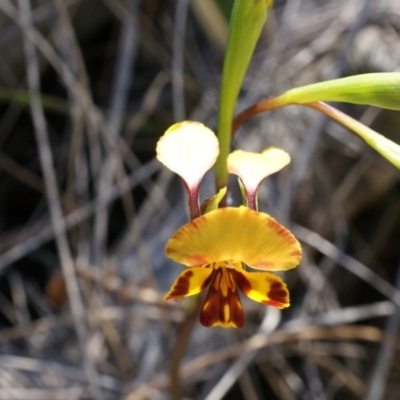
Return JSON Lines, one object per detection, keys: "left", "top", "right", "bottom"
{"left": 227, "top": 147, "right": 290, "bottom": 192}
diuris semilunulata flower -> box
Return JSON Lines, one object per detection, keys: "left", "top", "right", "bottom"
{"left": 156, "top": 121, "right": 302, "bottom": 328}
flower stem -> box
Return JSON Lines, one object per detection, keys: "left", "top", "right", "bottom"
{"left": 169, "top": 297, "right": 202, "bottom": 400}
{"left": 246, "top": 190, "right": 258, "bottom": 211}
{"left": 169, "top": 182, "right": 201, "bottom": 398}
{"left": 185, "top": 182, "right": 201, "bottom": 220}
{"left": 232, "top": 95, "right": 284, "bottom": 135}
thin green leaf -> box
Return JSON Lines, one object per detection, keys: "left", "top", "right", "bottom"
{"left": 215, "top": 0, "right": 272, "bottom": 189}
{"left": 0, "top": 88, "right": 68, "bottom": 114}
{"left": 279, "top": 73, "right": 400, "bottom": 111}
{"left": 307, "top": 102, "right": 400, "bottom": 169}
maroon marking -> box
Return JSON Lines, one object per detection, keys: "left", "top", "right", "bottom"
{"left": 233, "top": 270, "right": 251, "bottom": 295}
{"left": 200, "top": 271, "right": 244, "bottom": 328}
{"left": 234, "top": 271, "right": 289, "bottom": 308}
{"left": 264, "top": 280, "right": 288, "bottom": 308}
{"left": 201, "top": 269, "right": 215, "bottom": 291}
{"left": 229, "top": 291, "right": 244, "bottom": 328}
{"left": 165, "top": 270, "right": 194, "bottom": 299}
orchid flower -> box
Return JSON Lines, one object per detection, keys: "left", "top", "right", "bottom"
{"left": 156, "top": 121, "right": 302, "bottom": 328}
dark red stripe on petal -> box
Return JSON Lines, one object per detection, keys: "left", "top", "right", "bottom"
{"left": 200, "top": 270, "right": 215, "bottom": 291}
{"left": 164, "top": 267, "right": 214, "bottom": 301}
{"left": 234, "top": 270, "right": 290, "bottom": 309}
{"left": 164, "top": 270, "right": 193, "bottom": 300}
{"left": 233, "top": 270, "right": 251, "bottom": 295}
{"left": 200, "top": 269, "right": 244, "bottom": 328}
{"left": 263, "top": 281, "right": 289, "bottom": 308}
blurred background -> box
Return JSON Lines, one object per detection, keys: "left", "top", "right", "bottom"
{"left": 0, "top": 0, "right": 399, "bottom": 399}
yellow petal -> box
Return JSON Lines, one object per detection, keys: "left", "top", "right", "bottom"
{"left": 165, "top": 206, "right": 302, "bottom": 271}
{"left": 200, "top": 268, "right": 244, "bottom": 328}
{"left": 156, "top": 121, "right": 219, "bottom": 188}
{"left": 227, "top": 148, "right": 290, "bottom": 192}
{"left": 164, "top": 266, "right": 214, "bottom": 301}
{"left": 233, "top": 269, "right": 290, "bottom": 309}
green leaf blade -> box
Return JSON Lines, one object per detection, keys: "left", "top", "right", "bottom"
{"left": 307, "top": 102, "right": 400, "bottom": 169}
{"left": 280, "top": 73, "right": 400, "bottom": 111}
{"left": 216, "top": 0, "right": 272, "bottom": 189}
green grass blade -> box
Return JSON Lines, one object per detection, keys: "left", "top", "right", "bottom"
{"left": 0, "top": 88, "right": 68, "bottom": 114}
